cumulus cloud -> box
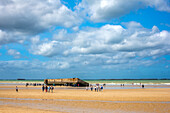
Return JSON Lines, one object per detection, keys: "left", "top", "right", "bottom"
{"left": 0, "top": 0, "right": 82, "bottom": 46}
{"left": 0, "top": 29, "right": 25, "bottom": 45}
{"left": 30, "top": 35, "right": 70, "bottom": 57}
{"left": 7, "top": 49, "right": 21, "bottom": 59}
{"left": 147, "top": 0, "right": 170, "bottom": 12}
{"left": 64, "top": 24, "right": 125, "bottom": 55}
{"left": 0, "top": 60, "right": 70, "bottom": 70}
{"left": 29, "top": 22, "right": 170, "bottom": 68}
{"left": 76, "top": 0, "right": 170, "bottom": 22}
{"left": 0, "top": 0, "right": 81, "bottom": 34}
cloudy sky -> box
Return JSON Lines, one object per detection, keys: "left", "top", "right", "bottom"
{"left": 0, "top": 0, "right": 170, "bottom": 79}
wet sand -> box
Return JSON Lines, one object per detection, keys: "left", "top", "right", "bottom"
{"left": 0, "top": 85, "right": 170, "bottom": 113}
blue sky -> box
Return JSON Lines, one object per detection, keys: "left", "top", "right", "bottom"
{"left": 0, "top": 0, "right": 170, "bottom": 79}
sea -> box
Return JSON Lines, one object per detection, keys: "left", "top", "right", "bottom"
{"left": 0, "top": 79, "right": 170, "bottom": 84}
{"left": 0, "top": 79, "right": 170, "bottom": 89}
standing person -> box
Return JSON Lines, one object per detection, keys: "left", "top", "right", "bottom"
{"left": 42, "top": 85, "right": 45, "bottom": 92}
{"left": 142, "top": 84, "right": 145, "bottom": 88}
{"left": 97, "top": 86, "right": 99, "bottom": 92}
{"left": 45, "top": 85, "right": 47, "bottom": 92}
{"left": 16, "top": 86, "right": 18, "bottom": 92}
{"left": 51, "top": 86, "right": 54, "bottom": 93}
{"left": 48, "top": 86, "right": 51, "bottom": 92}
{"left": 101, "top": 85, "right": 103, "bottom": 91}
{"left": 86, "top": 86, "right": 88, "bottom": 91}
{"left": 99, "top": 86, "right": 101, "bottom": 91}
{"left": 26, "top": 83, "right": 28, "bottom": 87}
{"left": 90, "top": 85, "right": 93, "bottom": 91}
{"left": 94, "top": 86, "right": 96, "bottom": 92}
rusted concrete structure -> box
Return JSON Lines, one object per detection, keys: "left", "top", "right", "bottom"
{"left": 44, "top": 78, "right": 89, "bottom": 86}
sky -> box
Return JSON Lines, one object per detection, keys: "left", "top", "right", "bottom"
{"left": 0, "top": 0, "right": 170, "bottom": 79}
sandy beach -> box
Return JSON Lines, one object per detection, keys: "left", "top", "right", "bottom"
{"left": 0, "top": 84, "right": 170, "bottom": 113}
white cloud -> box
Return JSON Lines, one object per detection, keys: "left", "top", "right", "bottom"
{"left": 44, "top": 61, "right": 70, "bottom": 69}
{"left": 29, "top": 22, "right": 170, "bottom": 68}
{"left": 30, "top": 35, "right": 40, "bottom": 44}
{"left": 53, "top": 29, "right": 68, "bottom": 41}
{"left": 0, "top": 0, "right": 81, "bottom": 34}
{"left": 0, "top": 60, "right": 70, "bottom": 70}
{"left": 147, "top": 0, "right": 170, "bottom": 12}
{"left": 0, "top": 29, "right": 25, "bottom": 45}
{"left": 0, "top": 0, "right": 82, "bottom": 46}
{"left": 30, "top": 38, "right": 70, "bottom": 57}
{"left": 76, "top": 0, "right": 170, "bottom": 22}
{"left": 7, "top": 49, "right": 21, "bottom": 58}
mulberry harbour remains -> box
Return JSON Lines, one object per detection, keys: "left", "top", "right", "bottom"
{"left": 44, "top": 78, "right": 89, "bottom": 87}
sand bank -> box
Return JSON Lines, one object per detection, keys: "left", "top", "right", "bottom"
{"left": 0, "top": 85, "right": 170, "bottom": 113}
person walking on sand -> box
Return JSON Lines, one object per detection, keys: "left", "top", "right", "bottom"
{"left": 16, "top": 86, "right": 18, "bottom": 92}
{"left": 101, "top": 85, "right": 103, "bottom": 91}
{"left": 97, "top": 85, "right": 99, "bottom": 92}
{"left": 48, "top": 86, "right": 51, "bottom": 92}
{"left": 51, "top": 86, "right": 54, "bottom": 93}
{"left": 142, "top": 84, "right": 145, "bottom": 88}
{"left": 99, "top": 86, "right": 101, "bottom": 91}
{"left": 91, "top": 85, "right": 93, "bottom": 91}
{"left": 86, "top": 86, "right": 88, "bottom": 91}
{"left": 45, "top": 85, "right": 47, "bottom": 92}
{"left": 42, "top": 85, "right": 45, "bottom": 92}
{"left": 94, "top": 86, "right": 96, "bottom": 92}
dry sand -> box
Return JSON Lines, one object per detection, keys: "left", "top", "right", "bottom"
{"left": 0, "top": 85, "right": 170, "bottom": 113}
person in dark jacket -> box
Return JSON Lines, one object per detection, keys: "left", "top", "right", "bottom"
{"left": 16, "top": 86, "right": 18, "bottom": 92}
{"left": 42, "top": 85, "right": 45, "bottom": 92}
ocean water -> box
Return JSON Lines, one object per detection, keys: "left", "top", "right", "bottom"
{"left": 0, "top": 79, "right": 170, "bottom": 84}
{"left": 84, "top": 79, "right": 170, "bottom": 84}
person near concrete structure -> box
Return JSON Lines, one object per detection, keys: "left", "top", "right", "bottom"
{"left": 101, "top": 85, "right": 103, "bottom": 91}
{"left": 86, "top": 86, "right": 88, "bottom": 91}
{"left": 45, "top": 85, "right": 47, "bottom": 92}
{"left": 96, "top": 86, "right": 99, "bottom": 92}
{"left": 51, "top": 86, "right": 54, "bottom": 93}
{"left": 90, "top": 85, "right": 93, "bottom": 91}
{"left": 42, "top": 85, "right": 44, "bottom": 92}
{"left": 48, "top": 86, "right": 51, "bottom": 92}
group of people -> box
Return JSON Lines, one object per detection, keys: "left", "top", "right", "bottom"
{"left": 86, "top": 85, "right": 104, "bottom": 92}
{"left": 42, "top": 85, "right": 54, "bottom": 93}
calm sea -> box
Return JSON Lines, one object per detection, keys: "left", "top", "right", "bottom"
{"left": 84, "top": 80, "right": 170, "bottom": 84}
{"left": 0, "top": 79, "right": 170, "bottom": 84}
